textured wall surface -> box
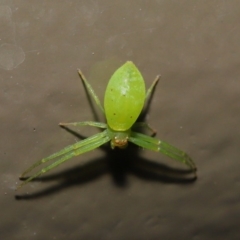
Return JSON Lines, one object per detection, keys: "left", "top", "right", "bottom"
{"left": 1, "top": 1, "right": 240, "bottom": 239}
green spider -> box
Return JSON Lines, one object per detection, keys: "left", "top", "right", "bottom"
{"left": 18, "top": 61, "right": 196, "bottom": 189}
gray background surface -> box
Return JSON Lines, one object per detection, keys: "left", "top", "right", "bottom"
{"left": 1, "top": 1, "right": 240, "bottom": 239}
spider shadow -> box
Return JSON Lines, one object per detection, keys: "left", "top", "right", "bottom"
{"left": 16, "top": 127, "right": 196, "bottom": 200}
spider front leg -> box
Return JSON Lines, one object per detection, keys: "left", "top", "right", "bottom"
{"left": 129, "top": 131, "right": 197, "bottom": 173}
{"left": 59, "top": 121, "right": 107, "bottom": 129}
{"left": 78, "top": 69, "right": 105, "bottom": 113}
{"left": 145, "top": 75, "right": 160, "bottom": 100}
{"left": 18, "top": 130, "right": 110, "bottom": 189}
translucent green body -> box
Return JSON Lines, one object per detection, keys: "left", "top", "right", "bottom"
{"left": 104, "top": 61, "right": 145, "bottom": 131}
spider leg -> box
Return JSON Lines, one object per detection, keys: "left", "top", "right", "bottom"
{"left": 78, "top": 69, "right": 105, "bottom": 113}
{"left": 145, "top": 75, "right": 160, "bottom": 100}
{"left": 21, "top": 131, "right": 108, "bottom": 177}
{"left": 59, "top": 121, "right": 107, "bottom": 129}
{"left": 132, "top": 122, "right": 157, "bottom": 135}
{"left": 18, "top": 130, "right": 110, "bottom": 189}
{"left": 129, "top": 131, "right": 196, "bottom": 172}
{"left": 141, "top": 75, "right": 160, "bottom": 121}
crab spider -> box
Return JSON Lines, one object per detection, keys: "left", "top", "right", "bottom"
{"left": 18, "top": 61, "right": 196, "bottom": 189}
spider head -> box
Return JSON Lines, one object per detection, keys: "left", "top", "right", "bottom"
{"left": 107, "top": 127, "right": 131, "bottom": 149}
{"left": 111, "top": 136, "right": 129, "bottom": 149}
